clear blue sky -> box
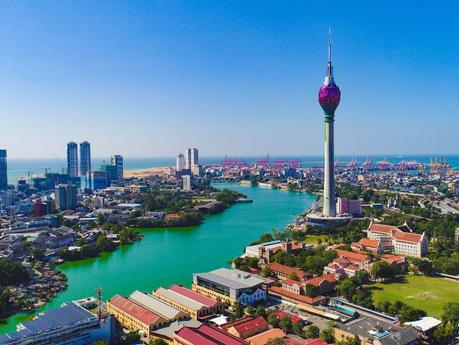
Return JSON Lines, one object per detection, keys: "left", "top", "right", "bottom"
{"left": 0, "top": 1, "right": 458, "bottom": 158}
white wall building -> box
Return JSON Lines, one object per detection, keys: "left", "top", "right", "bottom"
{"left": 182, "top": 175, "right": 191, "bottom": 192}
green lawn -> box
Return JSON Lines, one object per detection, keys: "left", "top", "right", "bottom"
{"left": 303, "top": 235, "right": 329, "bottom": 244}
{"left": 369, "top": 275, "right": 459, "bottom": 317}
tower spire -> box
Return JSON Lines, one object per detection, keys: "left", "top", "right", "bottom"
{"left": 325, "top": 27, "right": 334, "bottom": 85}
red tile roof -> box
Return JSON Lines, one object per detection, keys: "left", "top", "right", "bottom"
{"left": 368, "top": 223, "right": 398, "bottom": 234}
{"left": 284, "top": 339, "right": 328, "bottom": 345}
{"left": 282, "top": 278, "right": 304, "bottom": 287}
{"left": 369, "top": 223, "right": 423, "bottom": 244}
{"left": 268, "top": 286, "right": 325, "bottom": 305}
{"left": 169, "top": 284, "right": 218, "bottom": 308}
{"left": 358, "top": 238, "right": 380, "bottom": 248}
{"left": 231, "top": 316, "right": 268, "bottom": 334}
{"left": 334, "top": 249, "right": 370, "bottom": 263}
{"left": 382, "top": 254, "right": 405, "bottom": 264}
{"left": 108, "top": 294, "right": 159, "bottom": 325}
{"left": 174, "top": 324, "right": 247, "bottom": 345}
{"left": 246, "top": 329, "right": 286, "bottom": 345}
{"left": 305, "top": 273, "right": 336, "bottom": 287}
{"left": 276, "top": 311, "right": 302, "bottom": 324}
{"left": 266, "top": 263, "right": 310, "bottom": 279}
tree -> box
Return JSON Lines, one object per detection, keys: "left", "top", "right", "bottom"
{"left": 245, "top": 305, "right": 255, "bottom": 317}
{"left": 0, "top": 259, "right": 30, "bottom": 286}
{"left": 31, "top": 248, "right": 45, "bottom": 261}
{"left": 305, "top": 283, "right": 319, "bottom": 297}
{"left": 233, "top": 301, "right": 244, "bottom": 319}
{"left": 266, "top": 338, "right": 284, "bottom": 345}
{"left": 305, "top": 325, "right": 320, "bottom": 339}
{"left": 292, "top": 322, "right": 304, "bottom": 336}
{"left": 320, "top": 327, "right": 334, "bottom": 343}
{"left": 337, "top": 279, "right": 357, "bottom": 301}
{"left": 279, "top": 315, "right": 291, "bottom": 332}
{"left": 93, "top": 341, "right": 110, "bottom": 345}
{"left": 371, "top": 261, "right": 394, "bottom": 280}
{"left": 150, "top": 339, "right": 168, "bottom": 345}
{"left": 255, "top": 305, "right": 266, "bottom": 317}
{"left": 287, "top": 272, "right": 299, "bottom": 281}
{"left": 260, "top": 267, "right": 272, "bottom": 277}
{"left": 354, "top": 270, "right": 370, "bottom": 286}
{"left": 124, "top": 331, "right": 141, "bottom": 344}
{"left": 442, "top": 302, "right": 459, "bottom": 332}
{"left": 267, "top": 311, "right": 279, "bottom": 328}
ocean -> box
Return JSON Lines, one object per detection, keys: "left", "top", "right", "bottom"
{"left": 6, "top": 154, "right": 459, "bottom": 184}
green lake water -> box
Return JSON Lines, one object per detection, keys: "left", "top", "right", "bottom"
{"left": 0, "top": 183, "right": 314, "bottom": 334}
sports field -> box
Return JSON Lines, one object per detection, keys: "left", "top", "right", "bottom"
{"left": 369, "top": 275, "right": 459, "bottom": 317}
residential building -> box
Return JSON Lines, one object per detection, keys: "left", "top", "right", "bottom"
{"left": 182, "top": 175, "right": 191, "bottom": 192}
{"left": 351, "top": 238, "right": 384, "bottom": 254}
{"left": 324, "top": 257, "right": 363, "bottom": 279}
{"left": 111, "top": 155, "right": 123, "bottom": 180}
{"left": 33, "top": 227, "right": 77, "bottom": 249}
{"left": 192, "top": 268, "right": 270, "bottom": 305}
{"left": 34, "top": 200, "right": 51, "bottom": 217}
{"left": 0, "top": 149, "right": 7, "bottom": 189}
{"left": 334, "top": 317, "right": 418, "bottom": 345}
{"left": 221, "top": 316, "right": 269, "bottom": 339}
{"left": 246, "top": 328, "right": 286, "bottom": 345}
{"left": 173, "top": 323, "right": 248, "bottom": 345}
{"left": 67, "top": 142, "right": 78, "bottom": 178}
{"left": 304, "top": 274, "right": 336, "bottom": 295}
{"left": 0, "top": 302, "right": 113, "bottom": 345}
{"left": 80, "top": 141, "right": 91, "bottom": 177}
{"left": 191, "top": 164, "right": 202, "bottom": 176}
{"left": 366, "top": 222, "right": 428, "bottom": 257}
{"left": 55, "top": 184, "right": 78, "bottom": 210}
{"left": 176, "top": 154, "right": 186, "bottom": 172}
{"left": 153, "top": 284, "right": 224, "bottom": 319}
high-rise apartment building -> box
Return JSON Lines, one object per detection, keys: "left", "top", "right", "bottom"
{"left": 67, "top": 142, "right": 79, "bottom": 178}
{"left": 111, "top": 155, "right": 124, "bottom": 180}
{"left": 80, "top": 141, "right": 91, "bottom": 176}
{"left": 0, "top": 149, "right": 7, "bottom": 190}
{"left": 176, "top": 154, "right": 186, "bottom": 172}
{"left": 185, "top": 148, "right": 199, "bottom": 170}
{"left": 55, "top": 184, "right": 78, "bottom": 210}
{"left": 182, "top": 175, "right": 191, "bottom": 191}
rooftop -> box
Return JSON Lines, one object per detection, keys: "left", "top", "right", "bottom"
{"left": 154, "top": 287, "right": 205, "bottom": 311}
{"left": 129, "top": 290, "right": 182, "bottom": 320}
{"left": 108, "top": 294, "right": 160, "bottom": 325}
{"left": 194, "top": 268, "right": 269, "bottom": 290}
{"left": 246, "top": 328, "right": 286, "bottom": 345}
{"left": 174, "top": 323, "right": 247, "bottom": 345}
{"left": 169, "top": 284, "right": 218, "bottom": 308}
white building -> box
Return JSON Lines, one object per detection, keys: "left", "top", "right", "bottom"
{"left": 366, "top": 222, "right": 428, "bottom": 257}
{"left": 176, "top": 154, "right": 186, "bottom": 172}
{"left": 182, "top": 175, "right": 191, "bottom": 192}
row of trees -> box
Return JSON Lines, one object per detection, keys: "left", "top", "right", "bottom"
{"left": 58, "top": 234, "right": 117, "bottom": 261}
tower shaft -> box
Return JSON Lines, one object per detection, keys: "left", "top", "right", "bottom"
{"left": 323, "top": 118, "right": 335, "bottom": 217}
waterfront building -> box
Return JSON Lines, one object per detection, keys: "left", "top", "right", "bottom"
{"left": 192, "top": 268, "right": 270, "bottom": 305}
{"left": 79, "top": 141, "right": 91, "bottom": 177}
{"left": 0, "top": 149, "right": 7, "bottom": 189}
{"left": 176, "top": 154, "right": 186, "bottom": 172}
{"left": 366, "top": 222, "right": 428, "bottom": 257}
{"left": 67, "top": 142, "right": 79, "bottom": 178}
{"left": 333, "top": 317, "right": 418, "bottom": 345}
{"left": 0, "top": 302, "right": 113, "bottom": 345}
{"left": 153, "top": 284, "right": 224, "bottom": 319}
{"left": 55, "top": 184, "right": 77, "bottom": 210}
{"left": 185, "top": 148, "right": 199, "bottom": 170}
{"left": 173, "top": 323, "right": 248, "bottom": 345}
{"left": 182, "top": 175, "right": 191, "bottom": 191}
{"left": 91, "top": 171, "right": 109, "bottom": 190}
{"left": 111, "top": 154, "right": 124, "bottom": 180}
{"left": 128, "top": 290, "right": 187, "bottom": 323}
{"left": 107, "top": 294, "right": 166, "bottom": 338}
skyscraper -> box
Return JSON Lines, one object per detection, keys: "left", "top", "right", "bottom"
{"left": 67, "top": 142, "right": 79, "bottom": 178}
{"left": 185, "top": 148, "right": 199, "bottom": 171}
{"left": 0, "top": 149, "right": 7, "bottom": 190}
{"left": 55, "top": 184, "right": 78, "bottom": 210}
{"left": 80, "top": 141, "right": 91, "bottom": 176}
{"left": 176, "top": 154, "right": 185, "bottom": 172}
{"left": 111, "top": 155, "right": 124, "bottom": 180}
{"left": 318, "top": 30, "right": 341, "bottom": 217}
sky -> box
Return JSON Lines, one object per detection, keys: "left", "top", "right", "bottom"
{"left": 0, "top": 1, "right": 458, "bottom": 159}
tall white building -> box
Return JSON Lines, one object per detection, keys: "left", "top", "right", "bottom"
{"left": 185, "top": 148, "right": 199, "bottom": 170}
{"left": 176, "top": 154, "right": 186, "bottom": 172}
{"left": 182, "top": 175, "right": 191, "bottom": 192}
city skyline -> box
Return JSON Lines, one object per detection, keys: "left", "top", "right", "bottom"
{"left": 1, "top": 1, "right": 459, "bottom": 158}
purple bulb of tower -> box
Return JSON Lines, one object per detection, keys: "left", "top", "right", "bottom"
{"left": 318, "top": 82, "right": 341, "bottom": 116}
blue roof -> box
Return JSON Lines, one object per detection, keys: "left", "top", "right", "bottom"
{"left": 0, "top": 302, "right": 97, "bottom": 344}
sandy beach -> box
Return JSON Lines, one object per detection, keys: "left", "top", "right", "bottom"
{"left": 124, "top": 166, "right": 173, "bottom": 178}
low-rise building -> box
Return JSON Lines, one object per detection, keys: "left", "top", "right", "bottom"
{"left": 173, "top": 323, "right": 248, "bottom": 345}
{"left": 366, "top": 222, "right": 428, "bottom": 257}
{"left": 265, "top": 262, "right": 311, "bottom": 281}
{"left": 192, "top": 268, "right": 270, "bottom": 305}
{"left": 334, "top": 316, "right": 419, "bottom": 345}
{"left": 0, "top": 302, "right": 113, "bottom": 345}
{"left": 221, "top": 316, "right": 269, "bottom": 339}
{"left": 153, "top": 284, "right": 224, "bottom": 319}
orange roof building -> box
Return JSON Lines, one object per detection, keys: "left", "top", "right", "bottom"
{"left": 265, "top": 262, "right": 311, "bottom": 281}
